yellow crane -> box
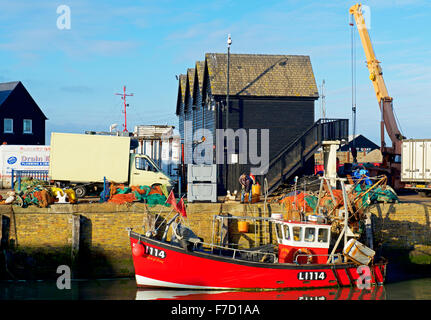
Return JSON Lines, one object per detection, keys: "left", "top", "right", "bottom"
{"left": 349, "top": 3, "right": 405, "bottom": 188}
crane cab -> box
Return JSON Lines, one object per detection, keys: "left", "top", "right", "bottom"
{"left": 274, "top": 220, "right": 331, "bottom": 264}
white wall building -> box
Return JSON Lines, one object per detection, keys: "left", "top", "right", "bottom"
{"left": 133, "top": 125, "right": 180, "bottom": 179}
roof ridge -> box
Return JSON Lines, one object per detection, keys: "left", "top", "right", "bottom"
{"left": 205, "top": 52, "right": 310, "bottom": 57}
{"left": 0, "top": 81, "right": 20, "bottom": 90}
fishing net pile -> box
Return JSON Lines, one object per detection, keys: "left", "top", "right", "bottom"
{"left": 278, "top": 175, "right": 398, "bottom": 219}
{"left": 6, "top": 177, "right": 77, "bottom": 208}
{"left": 103, "top": 182, "right": 172, "bottom": 207}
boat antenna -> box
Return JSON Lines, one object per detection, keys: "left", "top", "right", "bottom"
{"left": 294, "top": 176, "right": 298, "bottom": 211}
{"left": 303, "top": 180, "right": 306, "bottom": 221}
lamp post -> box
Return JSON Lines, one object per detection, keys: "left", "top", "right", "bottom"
{"left": 225, "top": 34, "right": 232, "bottom": 195}
{"left": 226, "top": 34, "right": 232, "bottom": 130}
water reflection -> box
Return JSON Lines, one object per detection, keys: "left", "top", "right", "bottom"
{"left": 0, "top": 278, "right": 137, "bottom": 300}
{"left": 2, "top": 278, "right": 431, "bottom": 300}
{"left": 136, "top": 286, "right": 386, "bottom": 300}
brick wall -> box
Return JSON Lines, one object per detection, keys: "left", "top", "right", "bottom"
{"left": 369, "top": 202, "right": 431, "bottom": 249}
{"left": 0, "top": 202, "right": 285, "bottom": 279}
{"left": 368, "top": 202, "right": 431, "bottom": 266}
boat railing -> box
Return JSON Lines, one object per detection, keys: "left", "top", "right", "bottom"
{"left": 199, "top": 241, "right": 347, "bottom": 266}
{"left": 293, "top": 253, "right": 346, "bottom": 265}
{"left": 197, "top": 241, "right": 278, "bottom": 263}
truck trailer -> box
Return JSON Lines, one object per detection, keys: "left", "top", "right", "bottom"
{"left": 49, "top": 132, "right": 172, "bottom": 197}
{"left": 401, "top": 139, "right": 431, "bottom": 196}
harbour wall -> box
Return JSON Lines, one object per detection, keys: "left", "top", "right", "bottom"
{"left": 0, "top": 201, "right": 430, "bottom": 279}
{"left": 0, "top": 202, "right": 279, "bottom": 279}
{"left": 369, "top": 202, "right": 431, "bottom": 267}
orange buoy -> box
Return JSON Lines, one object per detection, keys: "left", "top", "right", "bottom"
{"left": 238, "top": 221, "right": 249, "bottom": 233}
{"left": 133, "top": 242, "right": 145, "bottom": 257}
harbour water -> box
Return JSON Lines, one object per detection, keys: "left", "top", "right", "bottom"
{"left": 1, "top": 277, "right": 431, "bottom": 300}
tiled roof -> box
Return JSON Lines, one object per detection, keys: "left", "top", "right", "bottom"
{"left": 187, "top": 68, "right": 195, "bottom": 99}
{"left": 175, "top": 74, "right": 187, "bottom": 115}
{"left": 339, "top": 134, "right": 380, "bottom": 151}
{"left": 0, "top": 81, "right": 20, "bottom": 106}
{"left": 179, "top": 74, "right": 187, "bottom": 104}
{"left": 205, "top": 53, "right": 318, "bottom": 98}
{"left": 0, "top": 81, "right": 47, "bottom": 120}
{"left": 195, "top": 61, "right": 205, "bottom": 92}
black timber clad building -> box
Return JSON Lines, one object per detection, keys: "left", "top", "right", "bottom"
{"left": 176, "top": 53, "right": 319, "bottom": 195}
{"left": 339, "top": 134, "right": 380, "bottom": 152}
{"left": 0, "top": 81, "right": 47, "bottom": 145}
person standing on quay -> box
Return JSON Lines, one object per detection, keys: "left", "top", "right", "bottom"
{"left": 239, "top": 173, "right": 253, "bottom": 203}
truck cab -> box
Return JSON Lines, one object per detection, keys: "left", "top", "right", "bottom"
{"left": 130, "top": 154, "right": 172, "bottom": 188}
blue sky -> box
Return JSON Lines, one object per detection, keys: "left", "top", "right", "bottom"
{"left": 0, "top": 0, "right": 430, "bottom": 145}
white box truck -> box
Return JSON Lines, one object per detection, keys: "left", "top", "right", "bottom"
{"left": 0, "top": 145, "right": 50, "bottom": 188}
{"left": 401, "top": 139, "right": 431, "bottom": 196}
{"left": 49, "top": 133, "right": 172, "bottom": 197}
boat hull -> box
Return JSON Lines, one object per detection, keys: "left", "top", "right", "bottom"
{"left": 129, "top": 232, "right": 386, "bottom": 290}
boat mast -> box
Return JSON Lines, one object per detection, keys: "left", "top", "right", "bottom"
{"left": 326, "top": 177, "right": 350, "bottom": 264}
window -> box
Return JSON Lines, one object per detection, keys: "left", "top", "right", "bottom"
{"left": 283, "top": 225, "right": 290, "bottom": 240}
{"left": 135, "top": 157, "right": 157, "bottom": 172}
{"left": 4, "top": 119, "right": 13, "bottom": 133}
{"left": 275, "top": 224, "right": 282, "bottom": 241}
{"left": 394, "top": 155, "right": 401, "bottom": 163}
{"left": 23, "top": 119, "right": 32, "bottom": 134}
{"left": 318, "top": 228, "right": 329, "bottom": 243}
{"left": 292, "top": 226, "right": 302, "bottom": 242}
{"left": 304, "top": 227, "right": 316, "bottom": 242}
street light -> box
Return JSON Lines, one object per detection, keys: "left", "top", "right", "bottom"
{"left": 225, "top": 34, "right": 232, "bottom": 195}
{"left": 226, "top": 34, "right": 232, "bottom": 130}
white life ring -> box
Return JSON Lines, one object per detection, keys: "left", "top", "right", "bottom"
{"left": 294, "top": 248, "right": 313, "bottom": 264}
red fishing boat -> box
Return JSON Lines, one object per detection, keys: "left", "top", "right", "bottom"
{"left": 128, "top": 212, "right": 387, "bottom": 290}
{"left": 129, "top": 179, "right": 387, "bottom": 290}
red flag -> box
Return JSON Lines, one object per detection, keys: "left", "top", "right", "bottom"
{"left": 177, "top": 198, "right": 187, "bottom": 218}
{"left": 166, "top": 190, "right": 178, "bottom": 211}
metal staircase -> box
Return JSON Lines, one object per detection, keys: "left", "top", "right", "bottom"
{"left": 265, "top": 118, "right": 349, "bottom": 195}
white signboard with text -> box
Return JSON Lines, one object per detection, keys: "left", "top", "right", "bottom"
{"left": 0, "top": 145, "right": 50, "bottom": 188}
